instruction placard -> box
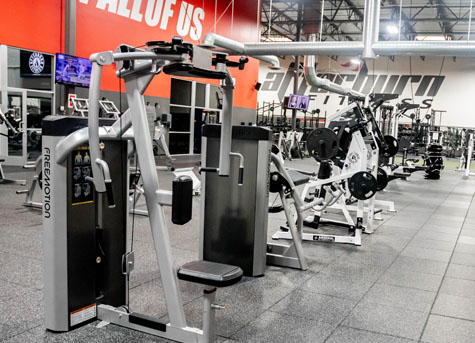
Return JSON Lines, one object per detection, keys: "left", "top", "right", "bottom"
{"left": 70, "top": 303, "right": 96, "bottom": 327}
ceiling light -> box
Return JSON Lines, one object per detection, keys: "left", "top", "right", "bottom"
{"left": 386, "top": 24, "right": 399, "bottom": 35}
{"left": 350, "top": 58, "right": 361, "bottom": 65}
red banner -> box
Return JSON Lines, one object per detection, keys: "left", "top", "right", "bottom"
{"left": 76, "top": 0, "right": 260, "bottom": 109}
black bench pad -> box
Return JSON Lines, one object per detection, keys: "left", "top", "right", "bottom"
{"left": 287, "top": 169, "right": 310, "bottom": 186}
{"left": 177, "top": 260, "right": 243, "bottom": 287}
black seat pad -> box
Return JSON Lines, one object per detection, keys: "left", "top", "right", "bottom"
{"left": 163, "top": 63, "right": 226, "bottom": 80}
{"left": 177, "top": 260, "right": 243, "bottom": 287}
{"left": 286, "top": 169, "right": 310, "bottom": 186}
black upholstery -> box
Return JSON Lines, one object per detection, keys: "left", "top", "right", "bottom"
{"left": 163, "top": 63, "right": 226, "bottom": 80}
{"left": 286, "top": 169, "right": 310, "bottom": 186}
{"left": 177, "top": 260, "right": 243, "bottom": 287}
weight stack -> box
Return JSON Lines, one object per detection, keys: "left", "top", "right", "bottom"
{"left": 200, "top": 124, "right": 272, "bottom": 277}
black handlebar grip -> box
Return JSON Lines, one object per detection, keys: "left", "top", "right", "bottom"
{"left": 172, "top": 176, "right": 192, "bottom": 225}
{"left": 105, "top": 181, "right": 116, "bottom": 208}
{"left": 238, "top": 167, "right": 244, "bottom": 185}
{"left": 200, "top": 167, "right": 219, "bottom": 173}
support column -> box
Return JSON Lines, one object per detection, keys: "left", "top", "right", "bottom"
{"left": 57, "top": 0, "right": 77, "bottom": 115}
{"left": 291, "top": 2, "right": 303, "bottom": 131}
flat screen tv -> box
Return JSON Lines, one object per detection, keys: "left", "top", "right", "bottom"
{"left": 55, "top": 53, "right": 92, "bottom": 88}
{"left": 20, "top": 50, "right": 52, "bottom": 77}
{"left": 287, "top": 94, "right": 310, "bottom": 110}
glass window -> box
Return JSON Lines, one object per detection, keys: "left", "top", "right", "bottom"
{"left": 169, "top": 133, "right": 190, "bottom": 154}
{"left": 170, "top": 106, "right": 191, "bottom": 132}
{"left": 196, "top": 83, "right": 206, "bottom": 108}
{"left": 170, "top": 78, "right": 192, "bottom": 106}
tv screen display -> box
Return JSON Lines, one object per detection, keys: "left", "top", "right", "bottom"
{"left": 55, "top": 53, "right": 92, "bottom": 88}
{"left": 20, "top": 50, "right": 52, "bottom": 77}
{"left": 287, "top": 94, "right": 310, "bottom": 110}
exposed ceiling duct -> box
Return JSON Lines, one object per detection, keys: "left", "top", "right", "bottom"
{"left": 372, "top": 41, "right": 475, "bottom": 56}
{"left": 362, "top": 0, "right": 380, "bottom": 58}
{"left": 202, "top": 33, "right": 364, "bottom": 56}
{"left": 305, "top": 35, "right": 366, "bottom": 99}
{"left": 203, "top": 0, "right": 475, "bottom": 58}
{"left": 201, "top": 33, "right": 280, "bottom": 69}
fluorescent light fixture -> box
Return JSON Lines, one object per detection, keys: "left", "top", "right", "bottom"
{"left": 386, "top": 24, "right": 399, "bottom": 35}
{"left": 415, "top": 35, "right": 451, "bottom": 41}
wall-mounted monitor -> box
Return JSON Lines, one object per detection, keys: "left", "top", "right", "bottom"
{"left": 20, "top": 50, "right": 52, "bottom": 77}
{"left": 286, "top": 94, "right": 311, "bottom": 110}
{"left": 55, "top": 53, "right": 92, "bottom": 88}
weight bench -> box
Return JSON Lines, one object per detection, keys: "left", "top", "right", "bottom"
{"left": 286, "top": 169, "right": 311, "bottom": 186}
{"left": 269, "top": 169, "right": 310, "bottom": 213}
{"left": 177, "top": 260, "right": 243, "bottom": 342}
{"left": 390, "top": 171, "right": 411, "bottom": 181}
{"left": 0, "top": 159, "right": 26, "bottom": 185}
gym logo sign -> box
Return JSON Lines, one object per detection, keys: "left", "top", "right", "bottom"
{"left": 78, "top": 0, "right": 205, "bottom": 40}
{"left": 261, "top": 62, "right": 445, "bottom": 109}
{"left": 29, "top": 52, "right": 45, "bottom": 74}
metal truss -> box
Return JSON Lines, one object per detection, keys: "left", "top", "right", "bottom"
{"left": 261, "top": 0, "right": 475, "bottom": 42}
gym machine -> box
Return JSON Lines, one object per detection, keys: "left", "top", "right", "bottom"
{"left": 72, "top": 98, "right": 89, "bottom": 117}
{"left": 99, "top": 100, "right": 120, "bottom": 119}
{"left": 0, "top": 109, "right": 26, "bottom": 185}
{"left": 16, "top": 156, "right": 42, "bottom": 208}
{"left": 463, "top": 133, "right": 475, "bottom": 178}
{"left": 273, "top": 102, "right": 380, "bottom": 246}
{"left": 200, "top": 122, "right": 309, "bottom": 275}
{"left": 43, "top": 37, "right": 249, "bottom": 343}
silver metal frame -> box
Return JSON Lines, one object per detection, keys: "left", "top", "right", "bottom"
{"left": 16, "top": 155, "right": 42, "bottom": 208}
{"left": 84, "top": 45, "right": 243, "bottom": 343}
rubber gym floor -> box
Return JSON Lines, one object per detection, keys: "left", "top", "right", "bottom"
{"left": 1, "top": 157, "right": 475, "bottom": 343}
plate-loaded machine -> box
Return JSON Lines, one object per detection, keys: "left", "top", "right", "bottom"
{"left": 43, "top": 37, "right": 250, "bottom": 343}
{"left": 273, "top": 102, "right": 379, "bottom": 246}
{"left": 321, "top": 98, "right": 400, "bottom": 226}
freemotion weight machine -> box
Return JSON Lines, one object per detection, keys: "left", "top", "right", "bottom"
{"left": 43, "top": 37, "right": 250, "bottom": 343}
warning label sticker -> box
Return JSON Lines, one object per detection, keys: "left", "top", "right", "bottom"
{"left": 70, "top": 303, "right": 96, "bottom": 327}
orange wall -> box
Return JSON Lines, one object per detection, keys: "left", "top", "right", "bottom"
{"left": 0, "top": 0, "right": 64, "bottom": 54}
{"left": 0, "top": 0, "right": 260, "bottom": 109}
{"left": 76, "top": 0, "right": 260, "bottom": 109}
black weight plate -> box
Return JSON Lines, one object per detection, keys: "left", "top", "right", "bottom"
{"left": 349, "top": 171, "right": 378, "bottom": 200}
{"left": 382, "top": 135, "right": 399, "bottom": 157}
{"left": 376, "top": 167, "right": 388, "bottom": 191}
{"left": 306, "top": 128, "right": 339, "bottom": 162}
